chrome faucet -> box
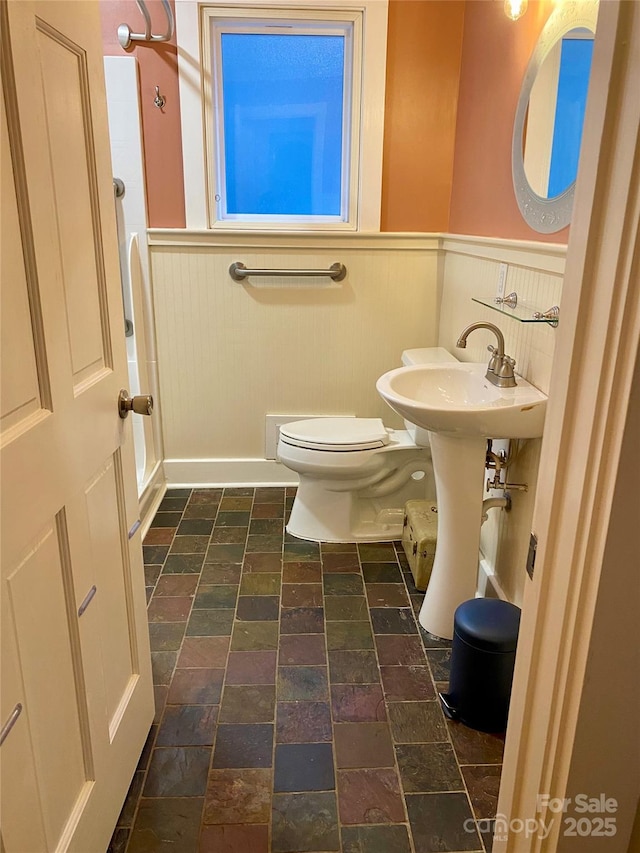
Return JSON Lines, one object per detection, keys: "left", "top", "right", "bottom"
{"left": 456, "top": 322, "right": 517, "bottom": 388}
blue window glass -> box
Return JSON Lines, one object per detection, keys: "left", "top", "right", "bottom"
{"left": 548, "top": 37, "right": 593, "bottom": 197}
{"left": 220, "top": 33, "right": 345, "bottom": 217}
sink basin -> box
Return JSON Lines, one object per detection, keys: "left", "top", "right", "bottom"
{"left": 376, "top": 360, "right": 548, "bottom": 638}
{"left": 376, "top": 363, "right": 547, "bottom": 439}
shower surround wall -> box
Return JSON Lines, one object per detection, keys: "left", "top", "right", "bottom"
{"left": 104, "top": 56, "right": 164, "bottom": 519}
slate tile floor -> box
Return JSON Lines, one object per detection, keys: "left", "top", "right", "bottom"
{"left": 110, "top": 487, "right": 503, "bottom": 853}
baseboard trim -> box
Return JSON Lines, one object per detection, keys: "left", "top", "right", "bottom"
{"left": 139, "top": 463, "right": 167, "bottom": 537}
{"left": 164, "top": 458, "right": 299, "bottom": 487}
{"left": 478, "top": 557, "right": 510, "bottom": 602}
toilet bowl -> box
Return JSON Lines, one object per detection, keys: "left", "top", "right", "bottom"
{"left": 277, "top": 347, "right": 458, "bottom": 543}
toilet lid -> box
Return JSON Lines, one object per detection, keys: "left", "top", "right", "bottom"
{"left": 279, "top": 418, "right": 391, "bottom": 452}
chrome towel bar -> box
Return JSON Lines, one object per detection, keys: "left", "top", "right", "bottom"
{"left": 229, "top": 262, "right": 346, "bottom": 282}
{"left": 118, "top": 0, "right": 175, "bottom": 49}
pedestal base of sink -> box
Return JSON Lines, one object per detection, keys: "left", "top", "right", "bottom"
{"left": 419, "top": 432, "right": 488, "bottom": 640}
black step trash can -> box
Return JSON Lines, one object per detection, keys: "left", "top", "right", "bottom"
{"left": 439, "top": 598, "right": 521, "bottom": 733}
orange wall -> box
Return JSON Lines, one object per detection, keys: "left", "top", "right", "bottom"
{"left": 381, "top": 0, "right": 465, "bottom": 232}
{"left": 100, "top": 0, "right": 186, "bottom": 228}
{"left": 99, "top": 0, "right": 466, "bottom": 232}
{"left": 449, "top": 0, "right": 569, "bottom": 242}
{"left": 99, "top": 0, "right": 568, "bottom": 242}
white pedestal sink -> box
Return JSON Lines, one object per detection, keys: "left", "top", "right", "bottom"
{"left": 376, "top": 363, "right": 547, "bottom": 639}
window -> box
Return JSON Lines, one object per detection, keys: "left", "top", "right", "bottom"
{"left": 176, "top": 1, "right": 388, "bottom": 230}
{"left": 212, "top": 19, "right": 354, "bottom": 224}
{"left": 204, "top": 9, "right": 360, "bottom": 228}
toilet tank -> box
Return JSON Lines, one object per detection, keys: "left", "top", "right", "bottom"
{"left": 401, "top": 347, "right": 458, "bottom": 367}
{"left": 400, "top": 347, "right": 459, "bottom": 445}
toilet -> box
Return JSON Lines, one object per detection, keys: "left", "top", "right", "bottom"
{"left": 277, "top": 347, "right": 458, "bottom": 542}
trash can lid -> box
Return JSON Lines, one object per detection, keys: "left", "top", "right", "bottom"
{"left": 454, "top": 598, "right": 521, "bottom": 652}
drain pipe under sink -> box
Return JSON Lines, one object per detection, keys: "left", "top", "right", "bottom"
{"left": 481, "top": 493, "right": 511, "bottom": 524}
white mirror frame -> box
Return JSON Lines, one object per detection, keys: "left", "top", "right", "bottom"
{"left": 512, "top": 0, "right": 598, "bottom": 233}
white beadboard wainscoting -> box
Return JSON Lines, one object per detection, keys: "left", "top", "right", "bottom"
{"left": 148, "top": 231, "right": 441, "bottom": 485}
{"left": 438, "top": 234, "right": 566, "bottom": 606}
{"left": 148, "top": 228, "right": 566, "bottom": 607}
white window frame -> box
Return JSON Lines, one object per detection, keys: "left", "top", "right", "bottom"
{"left": 207, "top": 11, "right": 357, "bottom": 227}
{"left": 175, "top": 0, "right": 389, "bottom": 231}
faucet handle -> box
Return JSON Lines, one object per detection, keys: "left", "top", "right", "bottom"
{"left": 496, "top": 355, "right": 517, "bottom": 386}
{"left": 487, "top": 345, "right": 501, "bottom": 375}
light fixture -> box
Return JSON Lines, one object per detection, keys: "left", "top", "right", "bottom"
{"left": 504, "top": 0, "right": 528, "bottom": 21}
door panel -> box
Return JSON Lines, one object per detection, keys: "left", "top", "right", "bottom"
{"left": 7, "top": 524, "right": 88, "bottom": 847}
{"left": 0, "top": 606, "right": 48, "bottom": 853}
{"left": 85, "top": 455, "right": 137, "bottom": 730}
{"left": 0, "top": 106, "right": 44, "bottom": 433}
{"left": 35, "top": 20, "right": 112, "bottom": 388}
{"left": 1, "top": 2, "right": 154, "bottom": 850}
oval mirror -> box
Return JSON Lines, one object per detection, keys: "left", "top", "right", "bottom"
{"left": 512, "top": 0, "right": 598, "bottom": 233}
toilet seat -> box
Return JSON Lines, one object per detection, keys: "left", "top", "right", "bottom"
{"left": 277, "top": 348, "right": 454, "bottom": 543}
{"left": 279, "top": 418, "right": 391, "bottom": 452}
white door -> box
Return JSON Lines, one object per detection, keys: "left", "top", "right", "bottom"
{"left": 0, "top": 2, "right": 154, "bottom": 851}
